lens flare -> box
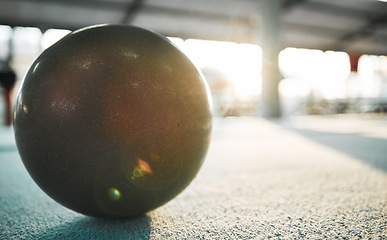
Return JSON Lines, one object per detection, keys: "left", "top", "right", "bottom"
{"left": 133, "top": 165, "right": 145, "bottom": 178}
{"left": 108, "top": 188, "right": 121, "bottom": 201}
{"left": 131, "top": 158, "right": 152, "bottom": 179}
{"left": 138, "top": 159, "right": 152, "bottom": 173}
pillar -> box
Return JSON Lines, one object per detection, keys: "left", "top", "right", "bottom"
{"left": 259, "top": 0, "right": 283, "bottom": 118}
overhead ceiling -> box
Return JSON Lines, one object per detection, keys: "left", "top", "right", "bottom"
{"left": 1, "top": 0, "right": 387, "bottom": 55}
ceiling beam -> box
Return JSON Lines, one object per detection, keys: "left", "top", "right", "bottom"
{"left": 141, "top": 5, "right": 250, "bottom": 25}
{"left": 328, "top": 15, "right": 387, "bottom": 55}
{"left": 121, "top": 0, "right": 144, "bottom": 24}
{"left": 282, "top": 0, "right": 307, "bottom": 11}
{"left": 2, "top": 0, "right": 252, "bottom": 28}
{"left": 5, "top": 0, "right": 129, "bottom": 10}
{"left": 0, "top": 17, "right": 83, "bottom": 32}
{"left": 339, "top": 16, "right": 387, "bottom": 42}
{"left": 284, "top": 22, "right": 346, "bottom": 37}
{"left": 284, "top": 21, "right": 387, "bottom": 55}
{"left": 293, "top": 1, "right": 383, "bottom": 19}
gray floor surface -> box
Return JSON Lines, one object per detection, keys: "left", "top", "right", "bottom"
{"left": 1, "top": 115, "right": 386, "bottom": 239}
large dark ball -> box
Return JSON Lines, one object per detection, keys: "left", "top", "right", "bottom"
{"left": 13, "top": 25, "right": 212, "bottom": 218}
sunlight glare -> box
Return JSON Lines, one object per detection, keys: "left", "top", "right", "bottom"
{"left": 0, "top": 25, "right": 13, "bottom": 60}
{"left": 41, "top": 29, "right": 71, "bottom": 49}
{"left": 357, "top": 55, "right": 382, "bottom": 98}
{"left": 279, "top": 48, "right": 350, "bottom": 99}
{"left": 183, "top": 39, "right": 262, "bottom": 99}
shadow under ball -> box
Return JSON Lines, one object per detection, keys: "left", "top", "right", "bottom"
{"left": 13, "top": 25, "right": 212, "bottom": 218}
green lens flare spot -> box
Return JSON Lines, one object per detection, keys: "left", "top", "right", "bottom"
{"left": 108, "top": 188, "right": 121, "bottom": 201}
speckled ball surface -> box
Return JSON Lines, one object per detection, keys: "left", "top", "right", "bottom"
{"left": 13, "top": 24, "right": 212, "bottom": 218}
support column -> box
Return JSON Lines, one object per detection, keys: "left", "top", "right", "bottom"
{"left": 259, "top": 0, "right": 283, "bottom": 118}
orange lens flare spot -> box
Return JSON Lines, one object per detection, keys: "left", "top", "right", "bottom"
{"left": 138, "top": 158, "right": 152, "bottom": 173}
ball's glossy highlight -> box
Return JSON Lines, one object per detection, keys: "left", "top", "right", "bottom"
{"left": 13, "top": 25, "right": 212, "bottom": 218}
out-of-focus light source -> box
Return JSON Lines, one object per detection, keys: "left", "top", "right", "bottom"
{"left": 279, "top": 48, "right": 350, "bottom": 99}
{"left": 13, "top": 27, "right": 42, "bottom": 58}
{"left": 377, "top": 0, "right": 387, "bottom": 2}
{"left": 183, "top": 39, "right": 262, "bottom": 99}
{"left": 41, "top": 29, "right": 71, "bottom": 49}
{"left": 0, "top": 25, "right": 13, "bottom": 60}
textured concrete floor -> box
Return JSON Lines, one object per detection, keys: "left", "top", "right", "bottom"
{"left": 1, "top": 115, "right": 386, "bottom": 239}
